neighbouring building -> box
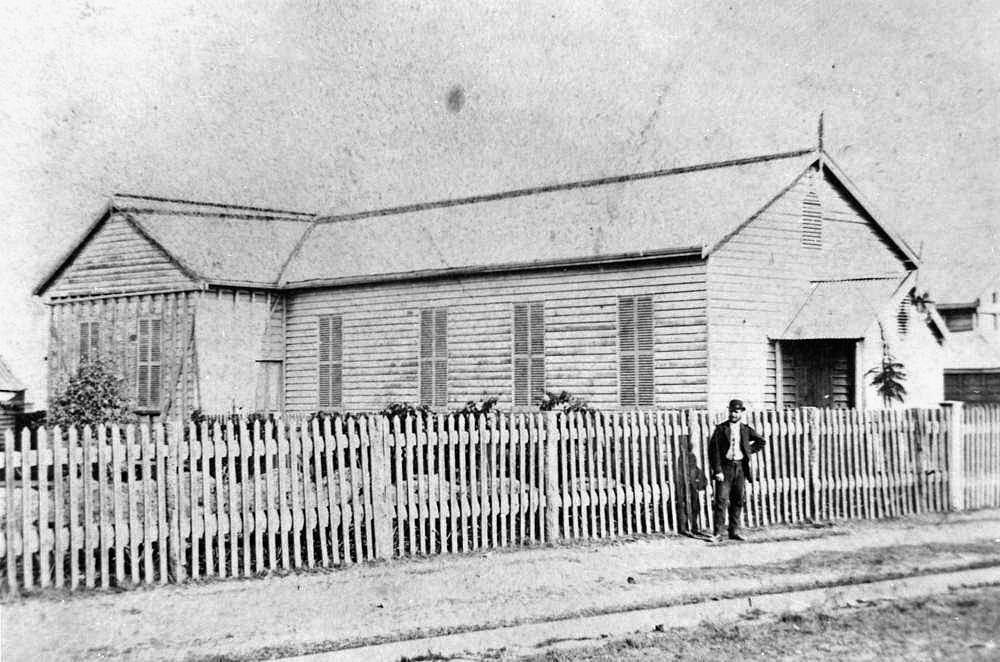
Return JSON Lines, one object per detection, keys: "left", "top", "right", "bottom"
{"left": 928, "top": 269, "right": 1000, "bottom": 403}
{"left": 0, "top": 355, "right": 26, "bottom": 438}
{"left": 35, "top": 143, "right": 947, "bottom": 417}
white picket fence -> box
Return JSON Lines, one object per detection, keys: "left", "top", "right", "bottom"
{"left": 0, "top": 404, "right": 996, "bottom": 593}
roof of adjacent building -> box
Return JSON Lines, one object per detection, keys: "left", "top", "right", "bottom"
{"left": 36, "top": 148, "right": 921, "bottom": 294}
{"left": 780, "top": 276, "right": 911, "bottom": 340}
{"left": 944, "top": 331, "right": 1000, "bottom": 371}
{"left": 0, "top": 355, "right": 25, "bottom": 393}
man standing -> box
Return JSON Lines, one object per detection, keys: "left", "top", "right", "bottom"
{"left": 707, "top": 399, "right": 766, "bottom": 541}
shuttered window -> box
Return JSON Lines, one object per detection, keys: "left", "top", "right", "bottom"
{"left": 420, "top": 307, "right": 448, "bottom": 407}
{"left": 317, "top": 314, "right": 343, "bottom": 409}
{"left": 619, "top": 295, "right": 654, "bottom": 407}
{"left": 79, "top": 321, "right": 100, "bottom": 363}
{"left": 137, "top": 318, "right": 162, "bottom": 409}
{"left": 513, "top": 302, "right": 545, "bottom": 406}
{"left": 897, "top": 296, "right": 909, "bottom": 337}
{"left": 801, "top": 188, "right": 822, "bottom": 249}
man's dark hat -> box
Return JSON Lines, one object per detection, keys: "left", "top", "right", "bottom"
{"left": 728, "top": 399, "right": 746, "bottom": 411}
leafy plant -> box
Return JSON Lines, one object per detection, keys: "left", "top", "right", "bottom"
{"left": 537, "top": 390, "right": 593, "bottom": 413}
{"left": 868, "top": 322, "right": 908, "bottom": 407}
{"left": 48, "top": 359, "right": 136, "bottom": 428}
{"left": 455, "top": 396, "right": 500, "bottom": 417}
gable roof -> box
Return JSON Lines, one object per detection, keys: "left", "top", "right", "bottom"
{"left": 35, "top": 195, "right": 315, "bottom": 295}
{"left": 920, "top": 261, "right": 1000, "bottom": 308}
{"left": 779, "top": 275, "right": 910, "bottom": 340}
{"left": 37, "top": 148, "right": 921, "bottom": 295}
{"left": 0, "top": 355, "right": 25, "bottom": 393}
{"left": 945, "top": 332, "right": 1000, "bottom": 371}
{"left": 280, "top": 150, "right": 819, "bottom": 286}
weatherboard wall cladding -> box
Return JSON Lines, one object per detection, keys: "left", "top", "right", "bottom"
{"left": 283, "top": 259, "right": 709, "bottom": 412}
{"left": 45, "top": 214, "right": 197, "bottom": 298}
{"left": 706, "top": 165, "right": 910, "bottom": 411}
{"left": 47, "top": 292, "right": 198, "bottom": 416}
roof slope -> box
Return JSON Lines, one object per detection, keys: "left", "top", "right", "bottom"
{"left": 780, "top": 276, "right": 908, "bottom": 340}
{"left": 39, "top": 148, "right": 921, "bottom": 294}
{"left": 944, "top": 332, "right": 1000, "bottom": 371}
{"left": 36, "top": 195, "right": 315, "bottom": 294}
{"left": 280, "top": 150, "right": 817, "bottom": 286}
{"left": 0, "top": 355, "right": 25, "bottom": 392}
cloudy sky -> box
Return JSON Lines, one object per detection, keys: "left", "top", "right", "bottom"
{"left": 2, "top": 0, "right": 998, "bottom": 401}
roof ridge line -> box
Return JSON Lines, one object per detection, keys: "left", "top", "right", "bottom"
{"left": 315, "top": 148, "right": 814, "bottom": 224}
{"left": 113, "top": 206, "right": 315, "bottom": 222}
{"left": 113, "top": 192, "right": 315, "bottom": 217}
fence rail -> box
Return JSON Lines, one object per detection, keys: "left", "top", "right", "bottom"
{"left": 1, "top": 403, "right": 997, "bottom": 593}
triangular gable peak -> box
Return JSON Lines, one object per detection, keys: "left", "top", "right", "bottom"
{"left": 706, "top": 150, "right": 919, "bottom": 270}
{"left": 35, "top": 203, "right": 202, "bottom": 299}
{"left": 35, "top": 195, "right": 316, "bottom": 298}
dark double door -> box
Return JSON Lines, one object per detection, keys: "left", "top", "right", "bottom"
{"left": 783, "top": 340, "right": 856, "bottom": 408}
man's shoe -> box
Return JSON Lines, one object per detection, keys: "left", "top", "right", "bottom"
{"left": 728, "top": 531, "right": 747, "bottom": 541}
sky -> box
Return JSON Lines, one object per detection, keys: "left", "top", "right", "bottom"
{"left": 1, "top": 0, "right": 998, "bottom": 404}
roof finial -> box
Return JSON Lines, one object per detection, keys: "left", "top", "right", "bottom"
{"left": 817, "top": 111, "right": 825, "bottom": 153}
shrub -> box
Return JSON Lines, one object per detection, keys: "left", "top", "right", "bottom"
{"left": 48, "top": 360, "right": 135, "bottom": 428}
{"left": 538, "top": 390, "right": 593, "bottom": 413}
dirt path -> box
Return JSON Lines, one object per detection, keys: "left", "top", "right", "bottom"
{"left": 3, "top": 511, "right": 1000, "bottom": 661}
{"left": 511, "top": 583, "right": 1000, "bottom": 661}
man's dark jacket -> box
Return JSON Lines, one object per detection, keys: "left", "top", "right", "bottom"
{"left": 707, "top": 422, "right": 767, "bottom": 481}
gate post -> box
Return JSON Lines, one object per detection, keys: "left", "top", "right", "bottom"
{"left": 940, "top": 401, "right": 965, "bottom": 511}
{"left": 544, "top": 411, "right": 560, "bottom": 542}
{"left": 369, "top": 416, "right": 394, "bottom": 559}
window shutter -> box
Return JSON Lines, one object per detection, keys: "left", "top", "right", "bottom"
{"left": 317, "top": 314, "right": 343, "bottom": 409}
{"left": 636, "top": 296, "right": 654, "bottom": 406}
{"left": 801, "top": 188, "right": 822, "bottom": 249}
{"left": 513, "top": 302, "right": 545, "bottom": 406}
{"left": 513, "top": 304, "right": 529, "bottom": 406}
{"left": 136, "top": 318, "right": 162, "bottom": 408}
{"left": 90, "top": 322, "right": 99, "bottom": 359}
{"left": 79, "top": 321, "right": 100, "bottom": 363}
{"left": 897, "top": 296, "right": 909, "bottom": 337}
{"left": 619, "top": 296, "right": 637, "bottom": 407}
{"left": 529, "top": 303, "right": 545, "bottom": 402}
{"left": 420, "top": 309, "right": 434, "bottom": 405}
{"left": 434, "top": 308, "right": 448, "bottom": 407}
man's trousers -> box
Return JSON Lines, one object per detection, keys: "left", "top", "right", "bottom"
{"left": 713, "top": 461, "right": 745, "bottom": 536}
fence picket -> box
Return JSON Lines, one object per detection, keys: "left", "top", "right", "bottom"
{"left": 199, "top": 422, "right": 213, "bottom": 577}
{"left": 288, "top": 420, "right": 302, "bottom": 569}
{"left": 125, "top": 425, "right": 140, "bottom": 585}
{"left": 4, "top": 430, "right": 14, "bottom": 591}
{"left": 36, "top": 427, "right": 50, "bottom": 589}
{"left": 52, "top": 428, "right": 66, "bottom": 589}
{"left": 498, "top": 414, "right": 509, "bottom": 548}
{"left": 322, "top": 418, "right": 341, "bottom": 565}
{"left": 252, "top": 420, "right": 265, "bottom": 572}
{"left": 474, "top": 415, "right": 486, "bottom": 550}
{"left": 139, "top": 424, "right": 153, "bottom": 584}
{"left": 360, "top": 417, "right": 377, "bottom": 560}
{"left": 264, "top": 421, "right": 278, "bottom": 570}
{"left": 226, "top": 419, "right": 239, "bottom": 574}
{"left": 311, "top": 418, "right": 328, "bottom": 568}
{"left": 240, "top": 417, "right": 253, "bottom": 576}
{"left": 68, "top": 427, "right": 82, "bottom": 590}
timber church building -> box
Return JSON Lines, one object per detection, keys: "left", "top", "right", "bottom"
{"left": 36, "top": 143, "right": 948, "bottom": 417}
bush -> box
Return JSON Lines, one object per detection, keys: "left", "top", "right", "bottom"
{"left": 48, "top": 360, "right": 135, "bottom": 428}
{"left": 538, "top": 390, "right": 593, "bottom": 413}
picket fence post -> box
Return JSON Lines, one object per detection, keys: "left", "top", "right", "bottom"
{"left": 544, "top": 411, "right": 560, "bottom": 542}
{"left": 369, "top": 416, "right": 393, "bottom": 560}
{"left": 940, "top": 401, "right": 965, "bottom": 511}
{"left": 804, "top": 407, "right": 820, "bottom": 522}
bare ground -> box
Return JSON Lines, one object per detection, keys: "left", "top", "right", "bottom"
{"left": 2, "top": 510, "right": 999, "bottom": 661}
{"left": 502, "top": 584, "right": 1000, "bottom": 661}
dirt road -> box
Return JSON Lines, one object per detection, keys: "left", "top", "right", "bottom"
{"left": 3, "top": 510, "right": 999, "bottom": 661}
{"left": 511, "top": 584, "right": 1000, "bottom": 661}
